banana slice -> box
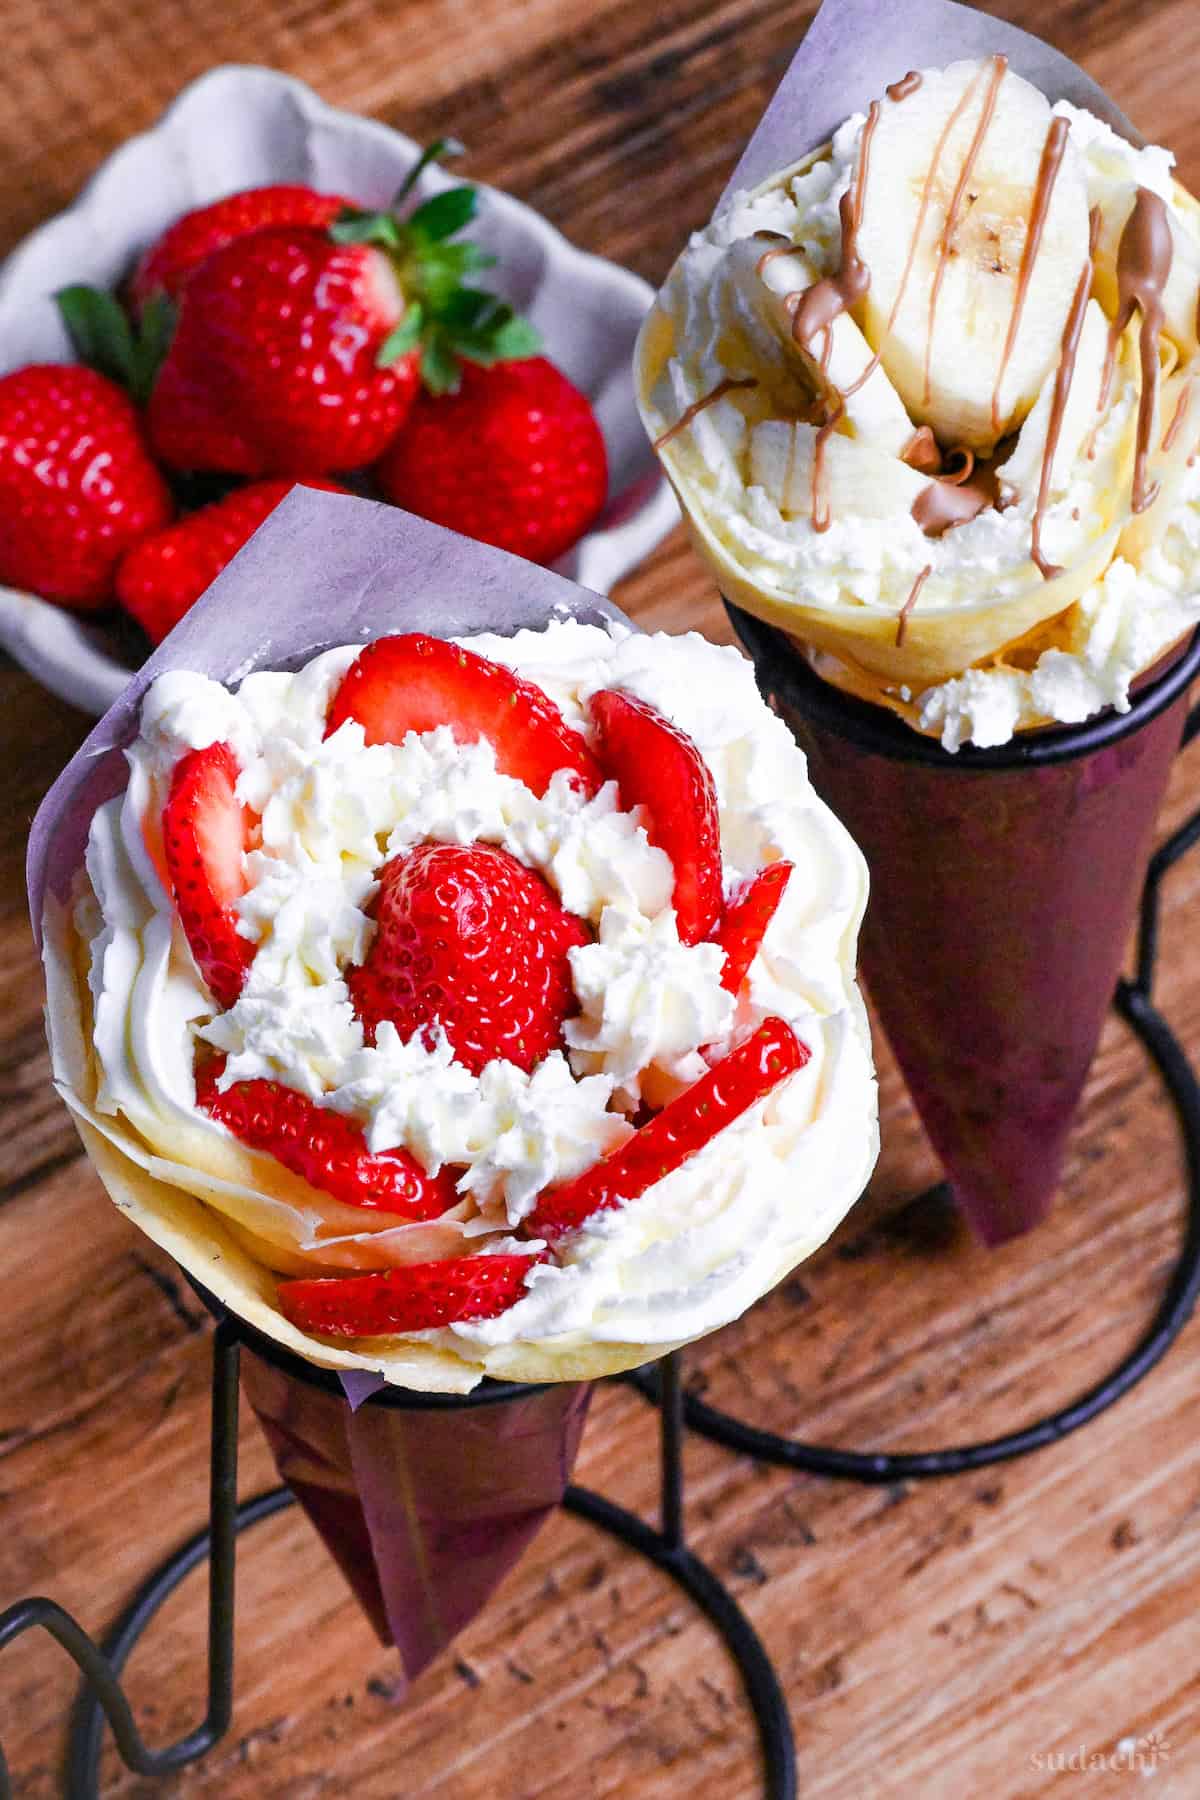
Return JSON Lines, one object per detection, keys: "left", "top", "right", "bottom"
{"left": 750, "top": 419, "right": 929, "bottom": 519}
{"left": 725, "top": 237, "right": 915, "bottom": 457}
{"left": 854, "top": 58, "right": 1091, "bottom": 452}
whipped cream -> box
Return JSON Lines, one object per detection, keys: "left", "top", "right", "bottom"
{"left": 638, "top": 63, "right": 1200, "bottom": 747}
{"left": 69, "top": 620, "right": 877, "bottom": 1374}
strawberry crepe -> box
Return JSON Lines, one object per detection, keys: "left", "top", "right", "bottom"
{"left": 32, "top": 489, "right": 877, "bottom": 1393}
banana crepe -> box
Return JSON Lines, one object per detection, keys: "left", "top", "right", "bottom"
{"left": 637, "top": 55, "right": 1200, "bottom": 747}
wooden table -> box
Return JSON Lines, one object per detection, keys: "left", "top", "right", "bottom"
{"left": 3, "top": 1, "right": 1200, "bottom": 1793}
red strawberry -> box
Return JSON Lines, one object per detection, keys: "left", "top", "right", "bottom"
{"left": 116, "top": 477, "right": 346, "bottom": 643}
{"left": 527, "top": 1017, "right": 808, "bottom": 1240}
{"left": 0, "top": 365, "right": 172, "bottom": 609}
{"left": 325, "top": 632, "right": 602, "bottom": 798}
{"left": 144, "top": 145, "right": 542, "bottom": 477}
{"left": 374, "top": 357, "right": 607, "bottom": 565}
{"left": 147, "top": 227, "right": 415, "bottom": 474}
{"left": 162, "top": 742, "right": 256, "bottom": 1008}
{"left": 712, "top": 863, "right": 793, "bottom": 995}
{"left": 278, "top": 1252, "right": 543, "bottom": 1338}
{"left": 130, "top": 184, "right": 350, "bottom": 313}
{"left": 195, "top": 1055, "right": 458, "bottom": 1218}
{"left": 589, "top": 689, "right": 722, "bottom": 945}
{"left": 347, "top": 841, "right": 588, "bottom": 1075}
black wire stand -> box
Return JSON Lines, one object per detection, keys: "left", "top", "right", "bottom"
{"left": 0, "top": 1320, "right": 795, "bottom": 1800}
{"left": 638, "top": 606, "right": 1200, "bottom": 1483}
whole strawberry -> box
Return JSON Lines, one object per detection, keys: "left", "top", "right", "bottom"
{"left": 347, "top": 840, "right": 589, "bottom": 1075}
{"left": 131, "top": 183, "right": 350, "bottom": 313}
{"left": 0, "top": 364, "right": 172, "bottom": 609}
{"left": 147, "top": 227, "right": 413, "bottom": 475}
{"left": 374, "top": 357, "right": 608, "bottom": 564}
{"left": 116, "top": 476, "right": 345, "bottom": 642}
{"left": 145, "top": 144, "right": 540, "bottom": 476}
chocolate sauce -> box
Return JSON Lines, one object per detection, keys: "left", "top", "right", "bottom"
{"left": 652, "top": 376, "right": 758, "bottom": 452}
{"left": 1099, "top": 187, "right": 1173, "bottom": 513}
{"left": 789, "top": 105, "right": 879, "bottom": 353}
{"left": 886, "top": 70, "right": 923, "bottom": 103}
{"left": 895, "top": 565, "right": 932, "bottom": 645}
{"left": 990, "top": 116, "right": 1071, "bottom": 436}
{"left": 923, "top": 55, "right": 1007, "bottom": 407}
{"left": 754, "top": 233, "right": 793, "bottom": 279}
{"left": 789, "top": 99, "right": 882, "bottom": 531}
{"left": 940, "top": 447, "right": 976, "bottom": 484}
{"left": 1029, "top": 208, "right": 1100, "bottom": 580}
{"left": 900, "top": 426, "right": 942, "bottom": 473}
{"left": 911, "top": 470, "right": 999, "bottom": 536}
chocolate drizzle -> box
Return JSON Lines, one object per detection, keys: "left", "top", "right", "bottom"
{"left": 1099, "top": 187, "right": 1173, "bottom": 513}
{"left": 754, "top": 233, "right": 793, "bottom": 279}
{"left": 990, "top": 116, "right": 1071, "bottom": 436}
{"left": 900, "top": 426, "right": 942, "bottom": 473}
{"left": 896, "top": 565, "right": 932, "bottom": 645}
{"left": 1029, "top": 211, "right": 1099, "bottom": 580}
{"left": 788, "top": 99, "right": 882, "bottom": 531}
{"left": 923, "top": 54, "right": 1008, "bottom": 407}
{"left": 653, "top": 376, "right": 758, "bottom": 451}
{"left": 911, "top": 464, "right": 1001, "bottom": 536}
{"left": 789, "top": 105, "right": 879, "bottom": 354}
{"left": 886, "top": 70, "right": 922, "bottom": 103}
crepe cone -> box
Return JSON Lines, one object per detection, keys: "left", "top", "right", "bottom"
{"left": 734, "top": 607, "right": 1199, "bottom": 1243}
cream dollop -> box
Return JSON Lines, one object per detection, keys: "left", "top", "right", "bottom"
{"left": 75, "top": 620, "right": 878, "bottom": 1366}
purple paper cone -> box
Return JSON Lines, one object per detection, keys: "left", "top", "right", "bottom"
{"left": 239, "top": 1346, "right": 591, "bottom": 1684}
{"left": 734, "top": 609, "right": 1200, "bottom": 1245}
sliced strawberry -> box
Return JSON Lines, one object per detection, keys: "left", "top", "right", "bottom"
{"left": 162, "top": 742, "right": 256, "bottom": 1008}
{"left": 277, "top": 1253, "right": 543, "bottom": 1337}
{"left": 712, "top": 863, "right": 793, "bottom": 996}
{"left": 527, "top": 1017, "right": 807, "bottom": 1240}
{"left": 347, "top": 841, "right": 589, "bottom": 1074}
{"left": 195, "top": 1056, "right": 457, "bottom": 1218}
{"left": 589, "top": 689, "right": 722, "bottom": 944}
{"left": 325, "top": 633, "right": 602, "bottom": 798}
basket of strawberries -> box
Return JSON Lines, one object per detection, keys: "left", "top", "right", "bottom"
{"left": 0, "top": 68, "right": 675, "bottom": 711}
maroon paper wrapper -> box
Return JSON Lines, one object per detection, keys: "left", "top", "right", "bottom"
{"left": 239, "top": 1345, "right": 591, "bottom": 1681}
{"left": 28, "top": 488, "right": 631, "bottom": 1672}
{"left": 736, "top": 608, "right": 1200, "bottom": 1244}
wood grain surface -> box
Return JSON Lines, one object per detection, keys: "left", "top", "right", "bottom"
{"left": 3, "top": 1, "right": 1200, "bottom": 1795}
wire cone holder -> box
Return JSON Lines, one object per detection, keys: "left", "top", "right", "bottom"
{"left": 3, "top": 639, "right": 1200, "bottom": 1800}
{"left": 0, "top": 1327, "right": 796, "bottom": 1800}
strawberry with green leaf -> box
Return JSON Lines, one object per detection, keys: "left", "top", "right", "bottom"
{"left": 137, "top": 140, "right": 541, "bottom": 475}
